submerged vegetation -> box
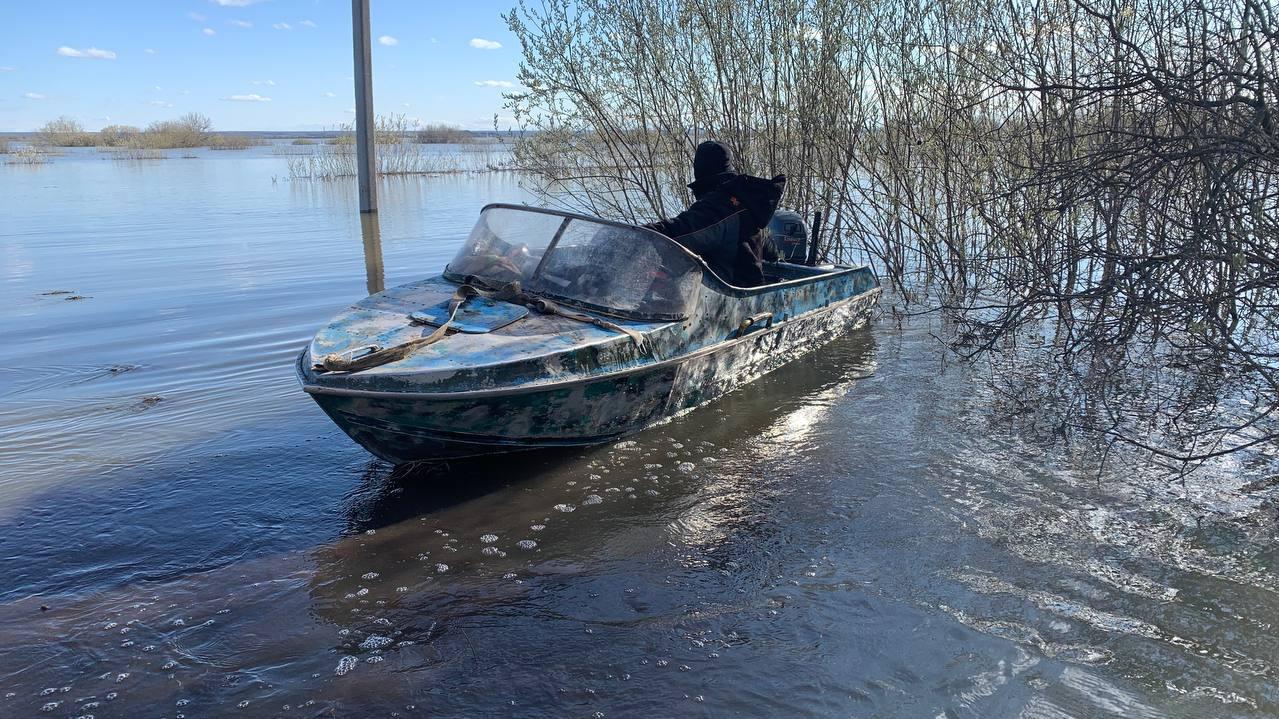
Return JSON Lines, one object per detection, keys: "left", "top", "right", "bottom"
{"left": 286, "top": 114, "right": 503, "bottom": 179}
{"left": 15, "top": 113, "right": 504, "bottom": 173}
{"left": 506, "top": 0, "right": 1279, "bottom": 472}
{"left": 415, "top": 123, "right": 473, "bottom": 144}
{"left": 4, "top": 146, "right": 51, "bottom": 165}
{"left": 208, "top": 134, "right": 263, "bottom": 150}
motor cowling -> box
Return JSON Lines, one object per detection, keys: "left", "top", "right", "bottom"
{"left": 766, "top": 209, "right": 808, "bottom": 263}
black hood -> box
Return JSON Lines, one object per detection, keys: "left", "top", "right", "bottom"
{"left": 688, "top": 140, "right": 738, "bottom": 198}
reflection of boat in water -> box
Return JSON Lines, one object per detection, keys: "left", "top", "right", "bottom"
{"left": 297, "top": 204, "right": 880, "bottom": 463}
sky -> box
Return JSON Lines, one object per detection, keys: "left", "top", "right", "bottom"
{"left": 0, "top": 0, "right": 522, "bottom": 132}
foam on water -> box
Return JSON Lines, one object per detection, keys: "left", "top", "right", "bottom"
{"left": 334, "top": 656, "right": 357, "bottom": 676}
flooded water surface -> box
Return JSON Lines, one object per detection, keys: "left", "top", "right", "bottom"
{"left": 2, "top": 149, "right": 1277, "bottom": 717}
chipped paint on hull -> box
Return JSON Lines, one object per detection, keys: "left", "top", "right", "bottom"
{"left": 299, "top": 271, "right": 881, "bottom": 463}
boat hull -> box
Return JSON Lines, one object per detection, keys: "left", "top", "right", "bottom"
{"left": 302, "top": 287, "right": 880, "bottom": 463}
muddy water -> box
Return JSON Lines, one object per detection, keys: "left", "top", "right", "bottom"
{"left": 2, "top": 149, "right": 1277, "bottom": 717}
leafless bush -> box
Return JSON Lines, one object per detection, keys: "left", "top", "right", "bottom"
{"left": 5, "top": 146, "right": 51, "bottom": 164}
{"left": 416, "top": 124, "right": 473, "bottom": 144}
{"left": 98, "top": 125, "right": 141, "bottom": 147}
{"left": 506, "top": 0, "right": 1279, "bottom": 469}
{"left": 208, "top": 134, "right": 262, "bottom": 150}
{"left": 39, "top": 117, "right": 95, "bottom": 147}
{"left": 142, "top": 112, "right": 213, "bottom": 148}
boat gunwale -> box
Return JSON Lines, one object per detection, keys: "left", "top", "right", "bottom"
{"left": 300, "top": 285, "right": 882, "bottom": 402}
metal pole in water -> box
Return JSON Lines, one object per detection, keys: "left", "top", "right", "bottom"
{"left": 351, "top": 0, "right": 377, "bottom": 213}
{"left": 360, "top": 212, "right": 385, "bottom": 295}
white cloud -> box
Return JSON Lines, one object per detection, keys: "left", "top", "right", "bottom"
{"left": 188, "top": 11, "right": 207, "bottom": 22}
{"left": 230, "top": 19, "right": 253, "bottom": 28}
{"left": 252, "top": 79, "right": 276, "bottom": 86}
{"left": 23, "top": 92, "right": 46, "bottom": 100}
{"left": 210, "top": 0, "right": 264, "bottom": 6}
{"left": 225, "top": 93, "right": 271, "bottom": 102}
{"left": 345, "top": 108, "right": 356, "bottom": 114}
{"left": 57, "top": 46, "right": 118, "bottom": 60}
{"left": 469, "top": 38, "right": 501, "bottom": 50}
{"left": 378, "top": 35, "right": 398, "bottom": 46}
{"left": 273, "top": 23, "right": 292, "bottom": 30}
{"left": 300, "top": 20, "right": 317, "bottom": 28}
{"left": 324, "top": 91, "right": 336, "bottom": 98}
{"left": 202, "top": 28, "right": 217, "bottom": 36}
{"left": 149, "top": 100, "right": 174, "bottom": 108}
{"left": 144, "top": 48, "right": 156, "bottom": 55}
{"left": 430, "top": 37, "right": 438, "bottom": 44}
{"left": 0, "top": 66, "right": 14, "bottom": 72}
{"left": 474, "top": 80, "right": 514, "bottom": 88}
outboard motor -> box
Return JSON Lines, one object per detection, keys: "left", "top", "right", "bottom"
{"left": 766, "top": 210, "right": 808, "bottom": 263}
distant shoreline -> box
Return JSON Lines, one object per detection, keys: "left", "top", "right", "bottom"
{"left": 0, "top": 129, "right": 519, "bottom": 140}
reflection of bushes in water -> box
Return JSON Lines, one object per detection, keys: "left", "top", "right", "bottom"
{"left": 291, "top": 138, "right": 317, "bottom": 145}
{"left": 287, "top": 115, "right": 507, "bottom": 179}
{"left": 0, "top": 137, "right": 9, "bottom": 154}
{"left": 934, "top": 297, "right": 1277, "bottom": 481}
{"left": 107, "top": 146, "right": 167, "bottom": 161}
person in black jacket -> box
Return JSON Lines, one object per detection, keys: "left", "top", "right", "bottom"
{"left": 644, "top": 141, "right": 786, "bottom": 287}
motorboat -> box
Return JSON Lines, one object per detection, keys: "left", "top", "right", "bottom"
{"left": 296, "top": 203, "right": 880, "bottom": 462}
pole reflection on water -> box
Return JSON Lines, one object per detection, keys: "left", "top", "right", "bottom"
{"left": 361, "top": 211, "right": 385, "bottom": 295}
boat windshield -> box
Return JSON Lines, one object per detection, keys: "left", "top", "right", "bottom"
{"left": 445, "top": 205, "right": 703, "bottom": 320}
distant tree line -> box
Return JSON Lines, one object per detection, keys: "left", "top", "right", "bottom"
{"left": 415, "top": 123, "right": 474, "bottom": 144}
{"left": 505, "top": 0, "right": 1279, "bottom": 468}
{"left": 33, "top": 115, "right": 481, "bottom": 150}
{"left": 38, "top": 113, "right": 215, "bottom": 149}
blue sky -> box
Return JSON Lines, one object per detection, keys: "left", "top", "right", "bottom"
{"left": 0, "top": 0, "right": 521, "bottom": 132}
